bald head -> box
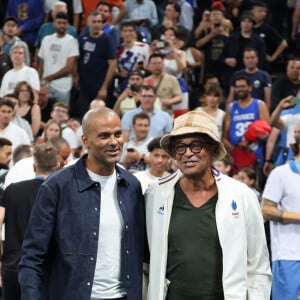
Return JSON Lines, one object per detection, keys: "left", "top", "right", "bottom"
{"left": 82, "top": 107, "right": 120, "bottom": 136}
{"left": 90, "top": 99, "right": 106, "bottom": 110}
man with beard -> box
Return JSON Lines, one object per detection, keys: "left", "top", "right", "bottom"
{"left": 38, "top": 12, "right": 79, "bottom": 105}
{"left": 113, "top": 70, "right": 144, "bottom": 117}
{"left": 262, "top": 122, "right": 300, "bottom": 300}
{"left": 19, "top": 107, "right": 145, "bottom": 299}
{"left": 227, "top": 48, "right": 272, "bottom": 110}
{"left": 270, "top": 59, "right": 300, "bottom": 112}
{"left": 222, "top": 76, "right": 270, "bottom": 172}
{"left": 2, "top": 17, "right": 20, "bottom": 54}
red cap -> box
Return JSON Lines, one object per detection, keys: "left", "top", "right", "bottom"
{"left": 211, "top": 1, "right": 226, "bottom": 12}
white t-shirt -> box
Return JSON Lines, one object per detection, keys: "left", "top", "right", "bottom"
{"left": 0, "top": 122, "right": 31, "bottom": 151}
{"left": 62, "top": 126, "right": 81, "bottom": 149}
{"left": 281, "top": 112, "right": 300, "bottom": 146}
{"left": 38, "top": 33, "right": 79, "bottom": 92}
{"left": 0, "top": 66, "right": 40, "bottom": 97}
{"left": 4, "top": 157, "right": 35, "bottom": 188}
{"left": 12, "top": 116, "right": 34, "bottom": 142}
{"left": 134, "top": 169, "right": 169, "bottom": 194}
{"left": 262, "top": 163, "right": 300, "bottom": 261}
{"left": 195, "top": 107, "right": 225, "bottom": 138}
{"left": 87, "top": 168, "right": 126, "bottom": 299}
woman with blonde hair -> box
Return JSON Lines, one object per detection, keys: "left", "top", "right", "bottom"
{"left": 37, "top": 119, "right": 62, "bottom": 144}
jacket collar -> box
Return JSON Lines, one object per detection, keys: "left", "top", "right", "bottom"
{"left": 74, "top": 155, "right": 132, "bottom": 192}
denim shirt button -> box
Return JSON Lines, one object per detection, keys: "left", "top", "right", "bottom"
{"left": 119, "top": 201, "right": 122, "bottom": 205}
{"left": 90, "top": 257, "right": 94, "bottom": 261}
{"left": 125, "top": 225, "right": 128, "bottom": 230}
{"left": 126, "top": 250, "right": 129, "bottom": 255}
{"left": 93, "top": 232, "right": 97, "bottom": 236}
{"left": 126, "top": 275, "right": 130, "bottom": 280}
{"left": 87, "top": 282, "right": 91, "bottom": 286}
{"left": 94, "top": 207, "right": 98, "bottom": 211}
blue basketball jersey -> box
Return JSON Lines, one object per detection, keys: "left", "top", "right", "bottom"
{"left": 229, "top": 99, "right": 260, "bottom": 146}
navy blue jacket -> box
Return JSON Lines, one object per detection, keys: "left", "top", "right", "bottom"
{"left": 19, "top": 155, "right": 145, "bottom": 300}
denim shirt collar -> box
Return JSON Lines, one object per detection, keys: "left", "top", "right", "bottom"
{"left": 74, "top": 154, "right": 132, "bottom": 192}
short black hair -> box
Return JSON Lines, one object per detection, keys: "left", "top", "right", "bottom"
{"left": 147, "top": 137, "right": 162, "bottom": 152}
{"left": 166, "top": 2, "right": 181, "bottom": 14}
{"left": 0, "top": 98, "right": 15, "bottom": 110}
{"left": 234, "top": 75, "right": 251, "bottom": 86}
{"left": 252, "top": 1, "right": 268, "bottom": 9}
{"left": 96, "top": 1, "right": 113, "bottom": 11}
{"left": 141, "top": 85, "right": 156, "bottom": 94}
{"left": 55, "top": 12, "right": 69, "bottom": 20}
{"left": 132, "top": 112, "right": 150, "bottom": 125}
{"left": 203, "top": 73, "right": 220, "bottom": 85}
{"left": 120, "top": 21, "right": 136, "bottom": 31}
{"left": 0, "top": 137, "right": 12, "bottom": 148}
{"left": 148, "top": 53, "right": 164, "bottom": 63}
{"left": 243, "top": 47, "right": 258, "bottom": 56}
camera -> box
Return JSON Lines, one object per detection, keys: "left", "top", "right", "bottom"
{"left": 156, "top": 40, "right": 168, "bottom": 49}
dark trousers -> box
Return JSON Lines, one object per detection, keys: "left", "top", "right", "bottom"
{"left": 2, "top": 269, "right": 20, "bottom": 300}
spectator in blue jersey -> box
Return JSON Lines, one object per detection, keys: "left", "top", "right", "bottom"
{"left": 76, "top": 10, "right": 117, "bottom": 117}
{"left": 79, "top": 1, "right": 119, "bottom": 54}
{"left": 222, "top": 76, "right": 270, "bottom": 173}
{"left": 227, "top": 48, "right": 272, "bottom": 110}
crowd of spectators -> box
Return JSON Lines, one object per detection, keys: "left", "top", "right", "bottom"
{"left": 0, "top": 0, "right": 299, "bottom": 298}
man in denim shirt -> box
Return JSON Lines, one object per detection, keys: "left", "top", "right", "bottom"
{"left": 19, "top": 107, "right": 145, "bottom": 300}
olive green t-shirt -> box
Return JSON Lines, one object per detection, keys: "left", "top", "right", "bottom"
{"left": 166, "top": 183, "right": 224, "bottom": 300}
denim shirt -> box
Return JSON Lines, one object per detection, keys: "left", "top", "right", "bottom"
{"left": 19, "top": 155, "right": 145, "bottom": 300}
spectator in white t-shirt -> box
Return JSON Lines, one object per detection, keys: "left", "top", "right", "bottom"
{"left": 134, "top": 137, "right": 170, "bottom": 193}
{"left": 0, "top": 98, "right": 30, "bottom": 151}
{"left": 38, "top": 12, "right": 79, "bottom": 105}
{"left": 0, "top": 41, "right": 40, "bottom": 101}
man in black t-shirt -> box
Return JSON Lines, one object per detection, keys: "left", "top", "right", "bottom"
{"left": 252, "top": 1, "right": 288, "bottom": 69}
{"left": 222, "top": 12, "right": 267, "bottom": 90}
{"left": 0, "top": 143, "right": 58, "bottom": 300}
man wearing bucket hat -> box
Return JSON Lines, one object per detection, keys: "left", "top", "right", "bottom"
{"left": 144, "top": 110, "right": 271, "bottom": 299}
